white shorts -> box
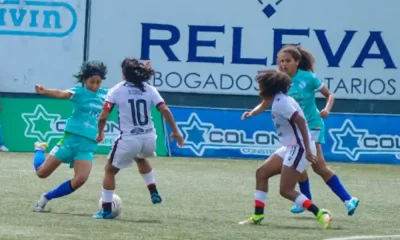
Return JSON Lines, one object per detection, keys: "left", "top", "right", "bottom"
{"left": 274, "top": 142, "right": 316, "bottom": 173}
{"left": 108, "top": 135, "right": 157, "bottom": 169}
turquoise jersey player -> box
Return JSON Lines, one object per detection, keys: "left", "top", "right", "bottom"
{"left": 31, "top": 60, "right": 108, "bottom": 212}
{"left": 278, "top": 45, "right": 359, "bottom": 216}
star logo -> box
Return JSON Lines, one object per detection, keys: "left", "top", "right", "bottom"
{"left": 177, "top": 113, "right": 213, "bottom": 156}
{"left": 21, "top": 104, "right": 63, "bottom": 143}
{"left": 329, "top": 119, "right": 400, "bottom": 161}
{"left": 174, "top": 112, "right": 279, "bottom": 157}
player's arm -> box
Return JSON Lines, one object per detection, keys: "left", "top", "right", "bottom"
{"left": 242, "top": 100, "right": 269, "bottom": 119}
{"left": 98, "top": 101, "right": 114, "bottom": 132}
{"left": 158, "top": 104, "right": 179, "bottom": 133}
{"left": 319, "top": 86, "right": 334, "bottom": 114}
{"left": 35, "top": 84, "right": 72, "bottom": 99}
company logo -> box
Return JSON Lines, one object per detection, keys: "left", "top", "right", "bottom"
{"left": 329, "top": 119, "right": 400, "bottom": 161}
{"left": 0, "top": 0, "right": 77, "bottom": 37}
{"left": 258, "top": 0, "right": 284, "bottom": 18}
{"left": 21, "top": 104, "right": 119, "bottom": 146}
{"left": 176, "top": 112, "right": 281, "bottom": 156}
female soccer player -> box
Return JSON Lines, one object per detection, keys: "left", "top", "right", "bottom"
{"left": 243, "top": 45, "right": 359, "bottom": 216}
{"left": 32, "top": 60, "right": 108, "bottom": 212}
{"left": 239, "top": 69, "right": 331, "bottom": 228}
{"left": 92, "top": 58, "right": 184, "bottom": 219}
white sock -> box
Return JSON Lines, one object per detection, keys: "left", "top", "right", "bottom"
{"left": 141, "top": 171, "right": 155, "bottom": 186}
{"left": 102, "top": 188, "right": 114, "bottom": 203}
{"left": 295, "top": 194, "right": 309, "bottom": 207}
{"left": 254, "top": 190, "right": 268, "bottom": 204}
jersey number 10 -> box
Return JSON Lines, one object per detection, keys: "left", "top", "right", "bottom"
{"left": 128, "top": 99, "right": 149, "bottom": 126}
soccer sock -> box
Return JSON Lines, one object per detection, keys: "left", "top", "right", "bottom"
{"left": 254, "top": 190, "right": 267, "bottom": 215}
{"left": 299, "top": 178, "right": 312, "bottom": 200}
{"left": 44, "top": 180, "right": 75, "bottom": 200}
{"left": 141, "top": 171, "right": 158, "bottom": 194}
{"left": 326, "top": 175, "right": 352, "bottom": 202}
{"left": 33, "top": 150, "right": 46, "bottom": 171}
{"left": 295, "top": 194, "right": 320, "bottom": 217}
{"left": 102, "top": 188, "right": 114, "bottom": 213}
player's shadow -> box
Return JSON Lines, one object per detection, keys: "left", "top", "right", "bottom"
{"left": 43, "top": 211, "right": 162, "bottom": 224}
{"left": 266, "top": 223, "right": 344, "bottom": 230}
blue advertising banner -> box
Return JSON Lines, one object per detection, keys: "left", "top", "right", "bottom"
{"left": 167, "top": 106, "right": 400, "bottom": 165}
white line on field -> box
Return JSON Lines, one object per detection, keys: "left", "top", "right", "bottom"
{"left": 324, "top": 235, "right": 400, "bottom": 240}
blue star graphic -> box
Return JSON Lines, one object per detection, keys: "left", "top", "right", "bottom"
{"left": 176, "top": 113, "right": 213, "bottom": 156}
{"left": 329, "top": 120, "right": 368, "bottom": 161}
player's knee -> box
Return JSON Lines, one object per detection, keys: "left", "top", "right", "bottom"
{"left": 36, "top": 169, "right": 50, "bottom": 179}
{"left": 73, "top": 174, "right": 88, "bottom": 188}
{"left": 105, "top": 163, "right": 119, "bottom": 174}
{"left": 255, "top": 167, "right": 267, "bottom": 181}
{"left": 134, "top": 157, "right": 146, "bottom": 164}
{"left": 313, "top": 164, "right": 333, "bottom": 177}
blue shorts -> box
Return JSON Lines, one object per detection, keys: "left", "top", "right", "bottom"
{"left": 50, "top": 133, "right": 98, "bottom": 168}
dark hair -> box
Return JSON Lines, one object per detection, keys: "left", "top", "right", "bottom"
{"left": 256, "top": 69, "right": 292, "bottom": 98}
{"left": 74, "top": 60, "right": 107, "bottom": 83}
{"left": 279, "top": 45, "right": 315, "bottom": 72}
{"left": 121, "top": 58, "right": 154, "bottom": 92}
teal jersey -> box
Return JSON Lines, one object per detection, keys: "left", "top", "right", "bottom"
{"left": 64, "top": 86, "right": 108, "bottom": 141}
{"left": 288, "top": 69, "right": 324, "bottom": 129}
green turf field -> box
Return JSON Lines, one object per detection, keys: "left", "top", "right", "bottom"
{"left": 0, "top": 152, "right": 399, "bottom": 240}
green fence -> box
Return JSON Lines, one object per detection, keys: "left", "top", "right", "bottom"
{"left": 0, "top": 97, "right": 168, "bottom": 156}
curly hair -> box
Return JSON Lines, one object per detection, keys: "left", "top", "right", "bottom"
{"left": 279, "top": 45, "right": 315, "bottom": 72}
{"left": 257, "top": 69, "right": 292, "bottom": 98}
{"left": 121, "top": 58, "right": 154, "bottom": 92}
{"left": 73, "top": 60, "right": 107, "bottom": 83}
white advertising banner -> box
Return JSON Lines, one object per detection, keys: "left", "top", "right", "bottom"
{"left": 0, "top": 0, "right": 86, "bottom": 93}
{"left": 90, "top": 0, "right": 399, "bottom": 99}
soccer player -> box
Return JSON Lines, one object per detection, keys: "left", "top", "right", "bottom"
{"left": 244, "top": 45, "right": 359, "bottom": 216}
{"left": 92, "top": 58, "right": 184, "bottom": 219}
{"left": 32, "top": 61, "right": 108, "bottom": 212}
{"left": 239, "top": 70, "right": 331, "bottom": 228}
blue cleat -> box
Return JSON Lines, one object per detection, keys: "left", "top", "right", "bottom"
{"left": 290, "top": 204, "right": 306, "bottom": 214}
{"left": 347, "top": 197, "right": 360, "bottom": 216}
{"left": 151, "top": 193, "right": 162, "bottom": 204}
{"left": 92, "top": 210, "right": 115, "bottom": 219}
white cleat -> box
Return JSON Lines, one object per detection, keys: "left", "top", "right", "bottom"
{"left": 34, "top": 142, "right": 48, "bottom": 151}
{"left": 33, "top": 195, "right": 49, "bottom": 212}
{"left": 0, "top": 145, "right": 9, "bottom": 152}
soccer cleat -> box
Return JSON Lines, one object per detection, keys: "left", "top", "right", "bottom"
{"left": 0, "top": 145, "right": 9, "bottom": 152}
{"left": 290, "top": 204, "right": 306, "bottom": 214}
{"left": 151, "top": 193, "right": 162, "bottom": 204}
{"left": 346, "top": 197, "right": 360, "bottom": 216}
{"left": 238, "top": 214, "right": 264, "bottom": 225}
{"left": 34, "top": 142, "right": 48, "bottom": 151}
{"left": 33, "top": 195, "right": 48, "bottom": 212}
{"left": 92, "top": 210, "right": 115, "bottom": 219}
{"left": 317, "top": 209, "right": 331, "bottom": 229}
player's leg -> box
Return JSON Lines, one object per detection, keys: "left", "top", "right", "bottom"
{"left": 134, "top": 136, "right": 161, "bottom": 204}
{"left": 239, "top": 147, "right": 284, "bottom": 225}
{"left": 312, "top": 143, "right": 359, "bottom": 215}
{"left": 93, "top": 136, "right": 138, "bottom": 219}
{"left": 290, "top": 170, "right": 312, "bottom": 214}
{"left": 280, "top": 145, "right": 331, "bottom": 229}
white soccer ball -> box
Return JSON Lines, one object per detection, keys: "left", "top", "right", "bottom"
{"left": 99, "top": 193, "right": 122, "bottom": 218}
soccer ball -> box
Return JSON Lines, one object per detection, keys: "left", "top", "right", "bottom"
{"left": 99, "top": 194, "right": 122, "bottom": 218}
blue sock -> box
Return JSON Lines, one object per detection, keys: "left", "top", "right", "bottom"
{"left": 326, "top": 175, "right": 352, "bottom": 202}
{"left": 33, "top": 150, "right": 46, "bottom": 171}
{"left": 299, "top": 178, "right": 312, "bottom": 200}
{"left": 44, "top": 180, "right": 75, "bottom": 200}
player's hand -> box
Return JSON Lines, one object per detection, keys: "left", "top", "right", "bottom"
{"left": 35, "top": 84, "right": 45, "bottom": 94}
{"left": 320, "top": 109, "right": 330, "bottom": 118}
{"left": 241, "top": 111, "right": 252, "bottom": 120}
{"left": 96, "top": 131, "right": 105, "bottom": 143}
{"left": 144, "top": 61, "right": 152, "bottom": 69}
{"left": 305, "top": 149, "right": 317, "bottom": 164}
{"left": 170, "top": 131, "right": 184, "bottom": 147}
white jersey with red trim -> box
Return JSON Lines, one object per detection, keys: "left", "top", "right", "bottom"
{"left": 271, "top": 93, "right": 311, "bottom": 147}
{"left": 105, "top": 81, "right": 164, "bottom": 137}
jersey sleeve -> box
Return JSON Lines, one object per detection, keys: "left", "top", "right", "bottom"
{"left": 67, "top": 86, "right": 83, "bottom": 103}
{"left": 150, "top": 87, "right": 165, "bottom": 107}
{"left": 106, "top": 86, "right": 118, "bottom": 104}
{"left": 275, "top": 98, "right": 299, "bottom": 121}
{"left": 310, "top": 72, "right": 324, "bottom": 91}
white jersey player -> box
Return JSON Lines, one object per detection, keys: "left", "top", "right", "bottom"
{"left": 93, "top": 58, "right": 184, "bottom": 220}
{"left": 239, "top": 69, "right": 331, "bottom": 228}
